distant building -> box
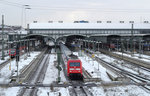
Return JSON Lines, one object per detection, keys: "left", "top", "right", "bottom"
{"left": 29, "top": 22, "right": 150, "bottom": 43}
{"left": 0, "top": 25, "right": 27, "bottom": 41}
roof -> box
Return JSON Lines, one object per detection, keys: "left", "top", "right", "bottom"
{"left": 29, "top": 23, "right": 150, "bottom": 30}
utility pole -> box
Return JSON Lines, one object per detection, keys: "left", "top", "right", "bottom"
{"left": 1, "top": 15, "right": 5, "bottom": 60}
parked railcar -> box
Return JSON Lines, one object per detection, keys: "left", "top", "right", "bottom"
{"left": 9, "top": 49, "right": 16, "bottom": 58}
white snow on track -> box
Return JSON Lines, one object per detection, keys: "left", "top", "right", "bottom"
{"left": 0, "top": 49, "right": 150, "bottom": 96}
{"left": 0, "top": 51, "right": 40, "bottom": 96}
{"left": 37, "top": 49, "right": 69, "bottom": 96}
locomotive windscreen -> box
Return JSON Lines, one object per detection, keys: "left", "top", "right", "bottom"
{"left": 11, "top": 50, "right": 15, "bottom": 53}
{"left": 10, "top": 49, "right": 16, "bottom": 54}
{"left": 69, "top": 62, "right": 80, "bottom": 67}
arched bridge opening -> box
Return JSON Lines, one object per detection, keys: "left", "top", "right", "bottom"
{"left": 107, "top": 35, "right": 121, "bottom": 44}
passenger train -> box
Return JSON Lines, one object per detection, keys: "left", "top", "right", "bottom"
{"left": 9, "top": 49, "right": 16, "bottom": 58}
{"left": 60, "top": 43, "right": 83, "bottom": 80}
{"left": 9, "top": 46, "right": 26, "bottom": 58}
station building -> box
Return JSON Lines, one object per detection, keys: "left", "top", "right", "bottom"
{"left": 29, "top": 23, "right": 150, "bottom": 43}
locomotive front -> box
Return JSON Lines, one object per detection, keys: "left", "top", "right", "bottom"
{"left": 67, "top": 59, "right": 83, "bottom": 80}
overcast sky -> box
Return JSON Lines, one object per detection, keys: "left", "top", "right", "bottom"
{"left": 0, "top": 0, "right": 150, "bottom": 27}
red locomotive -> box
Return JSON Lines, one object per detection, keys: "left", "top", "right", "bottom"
{"left": 60, "top": 43, "right": 83, "bottom": 80}
{"left": 9, "top": 49, "right": 16, "bottom": 58}
{"left": 67, "top": 55, "right": 83, "bottom": 79}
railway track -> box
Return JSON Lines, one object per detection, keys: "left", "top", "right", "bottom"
{"left": 116, "top": 50, "right": 150, "bottom": 61}
{"left": 0, "top": 59, "right": 11, "bottom": 70}
{"left": 68, "top": 81, "right": 93, "bottom": 96}
{"left": 85, "top": 49, "right": 150, "bottom": 79}
{"left": 18, "top": 48, "right": 51, "bottom": 96}
{"left": 0, "top": 52, "right": 27, "bottom": 70}
{"left": 96, "top": 49, "right": 150, "bottom": 80}
{"left": 60, "top": 47, "right": 94, "bottom": 96}
{"left": 99, "top": 49, "right": 150, "bottom": 69}
{"left": 85, "top": 49, "right": 150, "bottom": 92}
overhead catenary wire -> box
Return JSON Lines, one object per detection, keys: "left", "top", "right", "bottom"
{"left": 1, "top": 0, "right": 150, "bottom": 13}
{"left": 0, "top": 0, "right": 22, "bottom": 8}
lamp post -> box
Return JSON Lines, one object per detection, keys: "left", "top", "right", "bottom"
{"left": 21, "top": 5, "right": 31, "bottom": 28}
{"left": 24, "top": 5, "right": 31, "bottom": 28}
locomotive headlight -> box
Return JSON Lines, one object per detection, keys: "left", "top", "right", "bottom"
{"left": 70, "top": 68, "right": 74, "bottom": 70}
{"left": 76, "top": 68, "right": 80, "bottom": 70}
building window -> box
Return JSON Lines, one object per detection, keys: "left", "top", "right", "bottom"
{"left": 58, "top": 21, "right": 63, "bottom": 23}
{"left": 97, "top": 21, "right": 102, "bottom": 23}
{"left": 144, "top": 21, "right": 149, "bottom": 23}
{"left": 107, "top": 21, "right": 112, "bottom": 23}
{"left": 33, "top": 21, "right": 37, "bottom": 23}
{"left": 119, "top": 21, "right": 124, "bottom": 23}
{"left": 48, "top": 21, "right": 53, "bottom": 23}
{"left": 129, "top": 21, "right": 134, "bottom": 23}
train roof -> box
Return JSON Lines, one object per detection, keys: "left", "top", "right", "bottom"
{"left": 68, "top": 54, "right": 78, "bottom": 60}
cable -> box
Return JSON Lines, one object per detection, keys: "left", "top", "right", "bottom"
{"left": 0, "top": 0, "right": 22, "bottom": 8}
{"left": 0, "top": 0, "right": 150, "bottom": 13}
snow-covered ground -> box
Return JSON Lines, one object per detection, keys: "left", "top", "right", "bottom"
{"left": 0, "top": 50, "right": 9, "bottom": 64}
{"left": 37, "top": 49, "right": 70, "bottom": 96}
{"left": 92, "top": 53, "right": 150, "bottom": 96}
{"left": 39, "top": 50, "right": 149, "bottom": 96}
{"left": 75, "top": 52, "right": 111, "bottom": 81}
{"left": 114, "top": 52, "right": 150, "bottom": 63}
{"left": 90, "top": 85, "right": 148, "bottom": 96}
{"left": 111, "top": 52, "right": 150, "bottom": 79}
{"left": 79, "top": 51, "right": 150, "bottom": 96}
{"left": 0, "top": 56, "right": 10, "bottom": 64}
{"left": 0, "top": 51, "right": 41, "bottom": 96}
{"left": 0, "top": 49, "right": 150, "bottom": 96}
